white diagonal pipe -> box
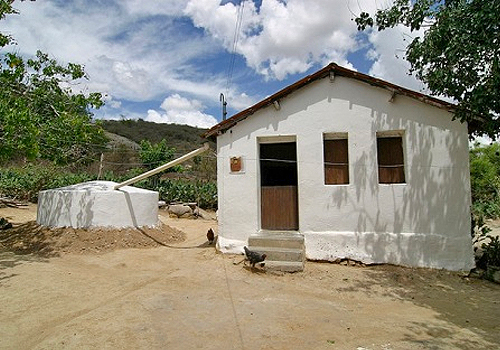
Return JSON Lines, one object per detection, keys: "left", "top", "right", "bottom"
{"left": 114, "top": 142, "right": 210, "bottom": 190}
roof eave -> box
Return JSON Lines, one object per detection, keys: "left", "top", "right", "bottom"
{"left": 202, "top": 63, "right": 456, "bottom": 139}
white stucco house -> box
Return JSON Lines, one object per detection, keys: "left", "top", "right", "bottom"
{"left": 204, "top": 63, "right": 475, "bottom": 271}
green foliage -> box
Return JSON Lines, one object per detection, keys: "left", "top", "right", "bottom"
{"left": 101, "top": 168, "right": 217, "bottom": 209}
{"left": 191, "top": 155, "right": 217, "bottom": 182}
{"left": 0, "top": 0, "right": 17, "bottom": 47}
{"left": 469, "top": 143, "right": 500, "bottom": 219}
{"left": 111, "top": 168, "right": 217, "bottom": 209}
{"left": 139, "top": 139, "right": 176, "bottom": 170}
{"left": 137, "top": 139, "right": 182, "bottom": 188}
{"left": 473, "top": 214, "right": 500, "bottom": 272}
{"left": 101, "top": 121, "right": 217, "bottom": 181}
{"left": 0, "top": 2, "right": 107, "bottom": 165}
{"left": 482, "top": 236, "right": 500, "bottom": 268}
{"left": 101, "top": 119, "right": 214, "bottom": 152}
{"left": 102, "top": 169, "right": 217, "bottom": 209}
{"left": 154, "top": 179, "right": 217, "bottom": 210}
{"left": 0, "top": 164, "right": 218, "bottom": 209}
{"left": 356, "top": 0, "right": 500, "bottom": 140}
{"left": 0, "top": 50, "right": 107, "bottom": 164}
{"left": 0, "top": 164, "right": 93, "bottom": 202}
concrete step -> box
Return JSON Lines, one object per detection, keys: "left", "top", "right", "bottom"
{"left": 248, "top": 233, "right": 304, "bottom": 250}
{"left": 248, "top": 246, "right": 304, "bottom": 262}
{"left": 264, "top": 260, "right": 304, "bottom": 273}
{"left": 247, "top": 233, "right": 305, "bottom": 273}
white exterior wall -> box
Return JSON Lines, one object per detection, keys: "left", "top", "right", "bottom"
{"left": 216, "top": 77, "right": 474, "bottom": 270}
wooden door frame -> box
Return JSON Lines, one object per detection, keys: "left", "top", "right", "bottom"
{"left": 258, "top": 136, "right": 299, "bottom": 231}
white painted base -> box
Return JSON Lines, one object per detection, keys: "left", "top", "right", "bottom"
{"left": 305, "top": 231, "right": 475, "bottom": 271}
{"left": 216, "top": 236, "right": 246, "bottom": 254}
{"left": 37, "top": 181, "right": 159, "bottom": 228}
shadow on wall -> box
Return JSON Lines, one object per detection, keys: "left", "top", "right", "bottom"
{"left": 343, "top": 105, "right": 470, "bottom": 267}
{"left": 37, "top": 184, "right": 97, "bottom": 228}
{"left": 221, "top": 74, "right": 472, "bottom": 267}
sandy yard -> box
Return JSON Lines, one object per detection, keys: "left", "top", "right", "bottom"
{"left": 0, "top": 204, "right": 499, "bottom": 350}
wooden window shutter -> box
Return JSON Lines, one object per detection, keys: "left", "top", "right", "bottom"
{"left": 324, "top": 138, "right": 349, "bottom": 185}
{"left": 377, "top": 137, "right": 405, "bottom": 184}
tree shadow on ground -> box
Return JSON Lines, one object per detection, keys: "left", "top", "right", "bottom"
{"left": 0, "top": 221, "right": 60, "bottom": 284}
{"left": 0, "top": 220, "right": 191, "bottom": 284}
{"left": 0, "top": 221, "right": 62, "bottom": 257}
{"left": 336, "top": 264, "right": 500, "bottom": 348}
{"left": 402, "top": 321, "right": 491, "bottom": 350}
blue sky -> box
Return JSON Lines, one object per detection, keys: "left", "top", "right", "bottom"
{"left": 1, "top": 0, "right": 427, "bottom": 129}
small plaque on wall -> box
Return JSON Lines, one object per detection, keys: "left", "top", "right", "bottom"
{"left": 230, "top": 156, "right": 243, "bottom": 173}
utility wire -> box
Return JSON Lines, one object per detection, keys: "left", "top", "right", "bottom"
{"left": 225, "top": 0, "right": 246, "bottom": 96}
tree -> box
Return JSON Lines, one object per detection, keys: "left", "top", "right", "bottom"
{"left": 469, "top": 142, "right": 500, "bottom": 218}
{"left": 356, "top": 0, "right": 500, "bottom": 140}
{"left": 138, "top": 139, "right": 176, "bottom": 171}
{"left": 138, "top": 139, "right": 179, "bottom": 188}
{"left": 0, "top": 1, "right": 17, "bottom": 46}
{"left": 0, "top": 0, "right": 107, "bottom": 164}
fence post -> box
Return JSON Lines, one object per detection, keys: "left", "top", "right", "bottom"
{"left": 97, "top": 153, "right": 104, "bottom": 180}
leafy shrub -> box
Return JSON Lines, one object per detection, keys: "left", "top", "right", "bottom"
{"left": 138, "top": 139, "right": 176, "bottom": 170}
{"left": 469, "top": 143, "right": 500, "bottom": 219}
{"left": 0, "top": 50, "right": 106, "bottom": 165}
{"left": 472, "top": 200, "right": 500, "bottom": 220}
{"left": 472, "top": 214, "right": 500, "bottom": 275}
{"left": 100, "top": 168, "right": 144, "bottom": 183}
{"left": 0, "top": 165, "right": 217, "bottom": 209}
{"left": 154, "top": 179, "right": 217, "bottom": 209}
{"left": 482, "top": 236, "right": 500, "bottom": 268}
{"left": 0, "top": 164, "right": 92, "bottom": 202}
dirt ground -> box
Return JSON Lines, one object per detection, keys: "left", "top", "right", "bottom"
{"left": 1, "top": 204, "right": 499, "bottom": 350}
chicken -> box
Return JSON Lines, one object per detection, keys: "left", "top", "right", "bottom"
{"left": 206, "top": 228, "right": 215, "bottom": 244}
{"left": 244, "top": 246, "right": 267, "bottom": 267}
{"left": 0, "top": 217, "right": 12, "bottom": 230}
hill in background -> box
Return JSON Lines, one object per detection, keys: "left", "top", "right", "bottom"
{"left": 98, "top": 119, "right": 216, "bottom": 181}
{"left": 100, "top": 119, "right": 213, "bottom": 153}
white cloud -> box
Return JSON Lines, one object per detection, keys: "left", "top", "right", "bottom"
{"left": 2, "top": 0, "right": 435, "bottom": 124}
{"left": 145, "top": 94, "right": 218, "bottom": 128}
{"left": 185, "top": 0, "right": 362, "bottom": 80}
{"left": 183, "top": 0, "right": 431, "bottom": 94}
{"left": 3, "top": 0, "right": 220, "bottom": 103}
{"left": 102, "top": 94, "right": 122, "bottom": 109}
{"left": 123, "top": 0, "right": 188, "bottom": 17}
{"left": 227, "top": 92, "right": 255, "bottom": 111}
{"left": 367, "top": 25, "right": 427, "bottom": 92}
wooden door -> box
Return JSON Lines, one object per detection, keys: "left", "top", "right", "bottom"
{"left": 261, "top": 186, "right": 298, "bottom": 230}
{"left": 260, "top": 142, "right": 298, "bottom": 230}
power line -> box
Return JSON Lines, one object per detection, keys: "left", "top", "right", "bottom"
{"left": 225, "top": 0, "right": 246, "bottom": 95}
